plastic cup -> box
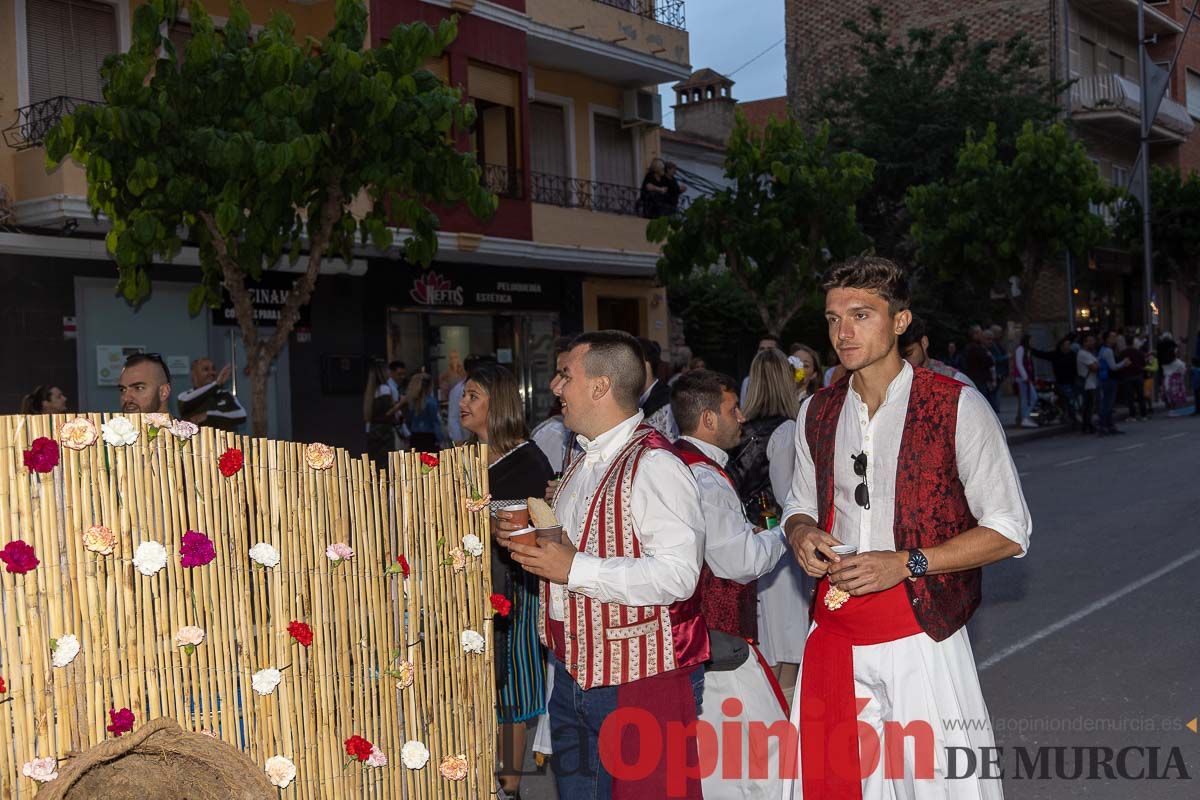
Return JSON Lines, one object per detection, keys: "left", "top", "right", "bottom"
{"left": 506, "top": 526, "right": 537, "bottom": 548}
{"left": 534, "top": 525, "right": 564, "bottom": 545}
{"left": 830, "top": 544, "right": 858, "bottom": 557}
{"left": 497, "top": 503, "right": 530, "bottom": 528}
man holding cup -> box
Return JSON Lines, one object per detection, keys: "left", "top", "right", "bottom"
{"left": 781, "top": 257, "right": 1032, "bottom": 799}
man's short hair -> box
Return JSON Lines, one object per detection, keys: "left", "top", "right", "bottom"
{"left": 824, "top": 256, "right": 911, "bottom": 314}
{"left": 388, "top": 360, "right": 406, "bottom": 371}
{"left": 637, "top": 336, "right": 662, "bottom": 371}
{"left": 571, "top": 331, "right": 646, "bottom": 411}
{"left": 671, "top": 369, "right": 737, "bottom": 435}
{"left": 898, "top": 314, "right": 928, "bottom": 353}
{"left": 124, "top": 353, "right": 171, "bottom": 384}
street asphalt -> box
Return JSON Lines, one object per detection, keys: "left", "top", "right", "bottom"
{"left": 511, "top": 410, "right": 1200, "bottom": 799}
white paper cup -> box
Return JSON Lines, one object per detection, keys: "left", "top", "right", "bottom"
{"left": 830, "top": 544, "right": 858, "bottom": 557}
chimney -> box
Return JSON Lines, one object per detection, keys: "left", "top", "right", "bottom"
{"left": 671, "top": 69, "right": 737, "bottom": 144}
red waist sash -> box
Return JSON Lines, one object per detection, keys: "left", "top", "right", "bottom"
{"left": 799, "top": 577, "right": 923, "bottom": 799}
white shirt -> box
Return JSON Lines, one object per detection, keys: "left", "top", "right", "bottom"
{"left": 766, "top": 419, "right": 797, "bottom": 506}
{"left": 531, "top": 416, "right": 572, "bottom": 474}
{"left": 553, "top": 412, "right": 706, "bottom": 621}
{"left": 782, "top": 362, "right": 1031, "bottom": 557}
{"left": 1077, "top": 349, "right": 1099, "bottom": 390}
{"left": 446, "top": 378, "right": 467, "bottom": 443}
{"left": 678, "top": 435, "right": 786, "bottom": 583}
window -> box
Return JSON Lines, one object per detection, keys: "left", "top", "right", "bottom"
{"left": 1106, "top": 50, "right": 1125, "bottom": 78}
{"left": 1079, "top": 37, "right": 1098, "bottom": 78}
{"left": 26, "top": 0, "right": 118, "bottom": 103}
{"left": 1187, "top": 70, "right": 1200, "bottom": 118}
{"left": 593, "top": 114, "right": 635, "bottom": 187}
{"left": 1111, "top": 165, "right": 1129, "bottom": 189}
{"left": 531, "top": 102, "right": 569, "bottom": 178}
{"left": 467, "top": 63, "right": 521, "bottom": 198}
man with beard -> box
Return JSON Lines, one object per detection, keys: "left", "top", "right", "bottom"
{"left": 117, "top": 353, "right": 172, "bottom": 414}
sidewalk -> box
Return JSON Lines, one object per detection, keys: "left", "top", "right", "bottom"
{"left": 995, "top": 390, "right": 1065, "bottom": 446}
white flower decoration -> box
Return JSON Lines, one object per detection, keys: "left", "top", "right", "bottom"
{"left": 167, "top": 419, "right": 199, "bottom": 440}
{"left": 51, "top": 634, "right": 80, "bottom": 668}
{"left": 144, "top": 413, "right": 172, "bottom": 428}
{"left": 175, "top": 626, "right": 205, "bottom": 648}
{"left": 461, "top": 534, "right": 484, "bottom": 558}
{"left": 400, "top": 740, "right": 430, "bottom": 770}
{"left": 264, "top": 755, "right": 297, "bottom": 788}
{"left": 101, "top": 416, "right": 139, "bottom": 447}
{"left": 252, "top": 667, "right": 283, "bottom": 696}
{"left": 248, "top": 542, "right": 280, "bottom": 568}
{"left": 22, "top": 756, "right": 58, "bottom": 783}
{"left": 366, "top": 746, "right": 388, "bottom": 768}
{"left": 133, "top": 541, "right": 168, "bottom": 576}
{"left": 460, "top": 629, "right": 485, "bottom": 654}
{"left": 325, "top": 542, "right": 354, "bottom": 563}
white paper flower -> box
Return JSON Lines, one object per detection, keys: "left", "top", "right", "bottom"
{"left": 248, "top": 542, "right": 280, "bottom": 568}
{"left": 400, "top": 740, "right": 430, "bottom": 770}
{"left": 461, "top": 534, "right": 484, "bottom": 558}
{"left": 101, "top": 416, "right": 139, "bottom": 447}
{"left": 51, "top": 634, "right": 80, "bottom": 668}
{"left": 251, "top": 667, "right": 282, "bottom": 695}
{"left": 366, "top": 746, "right": 388, "bottom": 768}
{"left": 264, "top": 755, "right": 296, "bottom": 788}
{"left": 175, "top": 626, "right": 205, "bottom": 648}
{"left": 133, "top": 541, "right": 168, "bottom": 576}
{"left": 460, "top": 629, "right": 485, "bottom": 654}
{"left": 22, "top": 756, "right": 58, "bottom": 783}
{"left": 325, "top": 542, "right": 354, "bottom": 563}
{"left": 167, "top": 419, "right": 199, "bottom": 440}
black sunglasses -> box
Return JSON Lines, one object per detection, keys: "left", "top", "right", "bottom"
{"left": 851, "top": 452, "right": 870, "bottom": 509}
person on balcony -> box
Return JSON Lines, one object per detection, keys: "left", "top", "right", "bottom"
{"left": 639, "top": 158, "right": 673, "bottom": 219}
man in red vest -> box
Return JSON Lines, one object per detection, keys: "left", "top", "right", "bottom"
{"left": 780, "top": 257, "right": 1032, "bottom": 799}
{"left": 508, "top": 330, "right": 709, "bottom": 799}
{"left": 672, "top": 369, "right": 791, "bottom": 799}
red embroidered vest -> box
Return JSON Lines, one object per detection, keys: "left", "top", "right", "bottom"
{"left": 674, "top": 439, "right": 759, "bottom": 642}
{"left": 539, "top": 424, "right": 710, "bottom": 689}
{"left": 804, "top": 368, "right": 981, "bottom": 642}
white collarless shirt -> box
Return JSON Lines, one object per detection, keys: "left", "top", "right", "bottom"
{"left": 782, "top": 362, "right": 1032, "bottom": 556}
{"left": 552, "top": 411, "right": 706, "bottom": 621}
{"left": 678, "top": 435, "right": 786, "bottom": 583}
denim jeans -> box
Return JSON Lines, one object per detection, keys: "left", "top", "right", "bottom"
{"left": 1099, "top": 378, "right": 1119, "bottom": 430}
{"left": 1016, "top": 379, "right": 1038, "bottom": 420}
{"left": 549, "top": 656, "right": 705, "bottom": 800}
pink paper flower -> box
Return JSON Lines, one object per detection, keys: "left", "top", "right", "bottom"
{"left": 0, "top": 540, "right": 39, "bottom": 574}
{"left": 180, "top": 530, "right": 215, "bottom": 568}
{"left": 107, "top": 707, "right": 135, "bottom": 736}
{"left": 325, "top": 542, "right": 354, "bottom": 564}
{"left": 58, "top": 417, "right": 98, "bottom": 450}
{"left": 439, "top": 753, "right": 468, "bottom": 781}
{"left": 82, "top": 525, "right": 117, "bottom": 556}
{"left": 23, "top": 437, "right": 59, "bottom": 473}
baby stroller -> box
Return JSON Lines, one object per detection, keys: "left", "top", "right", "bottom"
{"left": 1028, "top": 379, "right": 1062, "bottom": 426}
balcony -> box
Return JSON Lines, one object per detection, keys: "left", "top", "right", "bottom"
{"left": 1070, "top": 0, "right": 1183, "bottom": 36}
{"left": 593, "top": 0, "right": 685, "bottom": 31}
{"left": 481, "top": 163, "right": 523, "bottom": 200}
{"left": 3, "top": 96, "right": 97, "bottom": 150}
{"left": 1069, "top": 74, "right": 1194, "bottom": 141}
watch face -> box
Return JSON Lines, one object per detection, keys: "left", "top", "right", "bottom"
{"left": 909, "top": 550, "right": 928, "bottom": 576}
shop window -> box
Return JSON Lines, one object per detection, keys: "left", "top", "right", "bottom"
{"left": 26, "top": 0, "right": 119, "bottom": 104}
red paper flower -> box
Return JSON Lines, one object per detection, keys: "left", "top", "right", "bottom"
{"left": 0, "top": 675, "right": 6, "bottom": 693}
{"left": 419, "top": 453, "right": 439, "bottom": 474}
{"left": 180, "top": 530, "right": 216, "bottom": 568}
{"left": 22, "top": 437, "right": 59, "bottom": 474}
{"left": 218, "top": 447, "right": 244, "bottom": 477}
{"left": 288, "top": 620, "right": 314, "bottom": 647}
{"left": 397, "top": 554, "right": 410, "bottom": 578}
{"left": 345, "top": 735, "right": 373, "bottom": 762}
{"left": 0, "top": 540, "right": 39, "bottom": 574}
{"left": 490, "top": 593, "right": 512, "bottom": 618}
{"left": 107, "top": 707, "right": 135, "bottom": 737}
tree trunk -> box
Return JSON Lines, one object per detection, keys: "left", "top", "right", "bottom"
{"left": 248, "top": 351, "right": 272, "bottom": 438}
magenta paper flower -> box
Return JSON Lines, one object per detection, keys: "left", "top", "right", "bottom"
{"left": 180, "top": 530, "right": 216, "bottom": 568}
{"left": 23, "top": 438, "right": 59, "bottom": 473}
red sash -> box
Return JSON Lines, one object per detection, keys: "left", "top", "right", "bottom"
{"left": 799, "top": 578, "right": 923, "bottom": 799}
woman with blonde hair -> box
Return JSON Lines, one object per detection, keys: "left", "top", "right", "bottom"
{"left": 727, "top": 347, "right": 810, "bottom": 696}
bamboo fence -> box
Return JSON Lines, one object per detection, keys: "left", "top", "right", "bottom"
{"left": 0, "top": 412, "right": 495, "bottom": 798}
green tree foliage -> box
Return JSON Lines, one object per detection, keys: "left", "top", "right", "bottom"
{"left": 46, "top": 0, "right": 495, "bottom": 434}
{"left": 906, "top": 121, "right": 1117, "bottom": 322}
{"left": 815, "top": 6, "right": 1061, "bottom": 259}
{"left": 648, "top": 117, "right": 874, "bottom": 338}
{"left": 1117, "top": 167, "right": 1200, "bottom": 349}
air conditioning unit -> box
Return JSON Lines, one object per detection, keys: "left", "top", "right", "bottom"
{"left": 622, "top": 90, "right": 662, "bottom": 128}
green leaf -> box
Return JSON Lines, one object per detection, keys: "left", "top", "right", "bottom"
{"left": 187, "top": 285, "right": 207, "bottom": 316}
{"left": 216, "top": 203, "right": 240, "bottom": 237}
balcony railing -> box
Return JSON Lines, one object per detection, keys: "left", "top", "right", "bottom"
{"left": 593, "top": 0, "right": 686, "bottom": 31}
{"left": 1069, "top": 74, "right": 1195, "bottom": 138}
{"left": 3, "top": 96, "right": 97, "bottom": 150}
{"left": 481, "top": 163, "right": 523, "bottom": 200}
{"left": 530, "top": 171, "right": 689, "bottom": 218}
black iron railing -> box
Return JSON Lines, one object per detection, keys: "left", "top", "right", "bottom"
{"left": 2, "top": 96, "right": 97, "bottom": 150}
{"left": 594, "top": 0, "right": 686, "bottom": 31}
{"left": 530, "top": 171, "right": 689, "bottom": 218}
{"left": 481, "top": 163, "right": 523, "bottom": 200}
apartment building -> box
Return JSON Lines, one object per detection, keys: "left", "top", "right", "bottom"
{"left": 0, "top": 0, "right": 688, "bottom": 447}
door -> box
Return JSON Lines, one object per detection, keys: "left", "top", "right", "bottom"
{"left": 514, "top": 314, "right": 560, "bottom": 423}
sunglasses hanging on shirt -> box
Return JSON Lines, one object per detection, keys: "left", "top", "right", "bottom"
{"left": 852, "top": 452, "right": 870, "bottom": 509}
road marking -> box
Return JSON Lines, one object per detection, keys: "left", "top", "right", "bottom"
{"left": 978, "top": 547, "right": 1200, "bottom": 673}
{"left": 1054, "top": 456, "right": 1095, "bottom": 467}
{"left": 1161, "top": 433, "right": 1188, "bottom": 441}
{"left": 1113, "top": 443, "right": 1145, "bottom": 452}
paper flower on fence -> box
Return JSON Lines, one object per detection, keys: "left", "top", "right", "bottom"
{"left": 133, "top": 541, "right": 168, "bottom": 576}
{"left": 345, "top": 735, "right": 373, "bottom": 762}
{"left": 249, "top": 542, "right": 280, "bottom": 569}
{"left": 59, "top": 417, "right": 97, "bottom": 450}
{"left": 83, "top": 525, "right": 117, "bottom": 556}
{"left": 264, "top": 755, "right": 296, "bottom": 789}
{"left": 175, "top": 626, "right": 205, "bottom": 655}
{"left": 444, "top": 547, "right": 466, "bottom": 573}
{"left": 0, "top": 675, "right": 6, "bottom": 693}
{"left": 326, "top": 542, "right": 354, "bottom": 566}
{"left": 23, "top": 437, "right": 59, "bottom": 474}
{"left": 101, "top": 416, "right": 139, "bottom": 447}
{"left": 464, "top": 493, "right": 492, "bottom": 513}
{"left": 0, "top": 540, "right": 39, "bottom": 574}
{"left": 419, "top": 453, "right": 439, "bottom": 475}
{"left": 22, "top": 756, "right": 58, "bottom": 783}
{"left": 167, "top": 419, "right": 199, "bottom": 440}
{"left": 144, "top": 413, "right": 172, "bottom": 429}
{"left": 386, "top": 554, "right": 411, "bottom": 578}
{"left": 107, "top": 707, "right": 135, "bottom": 737}
{"left": 439, "top": 754, "right": 468, "bottom": 782}
{"left": 390, "top": 660, "right": 414, "bottom": 690}
{"left": 181, "top": 530, "right": 216, "bottom": 568}
{"left": 305, "top": 442, "right": 336, "bottom": 471}
{"left": 490, "top": 593, "right": 512, "bottom": 618}
{"left": 288, "top": 620, "right": 314, "bottom": 648}
{"left": 461, "top": 534, "right": 484, "bottom": 558}
{"left": 252, "top": 668, "right": 283, "bottom": 696}
{"left": 218, "top": 447, "right": 244, "bottom": 477}
{"left": 366, "top": 746, "right": 388, "bottom": 768}
{"left": 50, "top": 634, "right": 80, "bottom": 668}
{"left": 460, "top": 629, "right": 485, "bottom": 654}
{"left": 400, "top": 740, "right": 430, "bottom": 770}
